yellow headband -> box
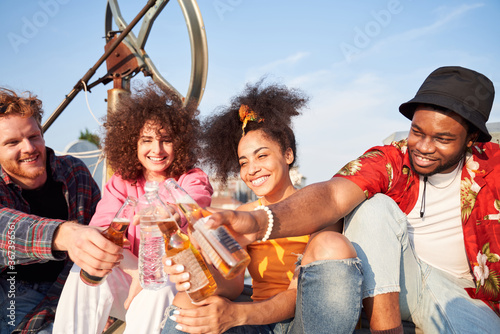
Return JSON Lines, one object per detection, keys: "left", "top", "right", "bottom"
{"left": 239, "top": 104, "right": 263, "bottom": 136}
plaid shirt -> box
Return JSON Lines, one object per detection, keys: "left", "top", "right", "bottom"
{"left": 336, "top": 139, "right": 500, "bottom": 316}
{"left": 0, "top": 148, "right": 101, "bottom": 333}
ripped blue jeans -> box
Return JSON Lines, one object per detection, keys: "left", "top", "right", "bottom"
{"left": 344, "top": 194, "right": 500, "bottom": 334}
{"left": 161, "top": 257, "right": 363, "bottom": 334}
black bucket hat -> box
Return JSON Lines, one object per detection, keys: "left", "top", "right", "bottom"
{"left": 399, "top": 66, "right": 495, "bottom": 142}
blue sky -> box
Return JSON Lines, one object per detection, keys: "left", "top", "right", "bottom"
{"left": 0, "top": 0, "right": 499, "bottom": 185}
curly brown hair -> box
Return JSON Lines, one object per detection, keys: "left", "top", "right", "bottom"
{"left": 103, "top": 83, "right": 201, "bottom": 182}
{"left": 0, "top": 87, "right": 44, "bottom": 128}
{"left": 203, "top": 79, "right": 308, "bottom": 183}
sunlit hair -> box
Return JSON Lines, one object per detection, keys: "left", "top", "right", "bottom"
{"left": 0, "top": 87, "right": 44, "bottom": 128}
{"left": 203, "top": 78, "right": 308, "bottom": 184}
{"left": 103, "top": 82, "right": 201, "bottom": 182}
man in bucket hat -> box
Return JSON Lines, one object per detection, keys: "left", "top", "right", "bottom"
{"left": 203, "top": 66, "right": 500, "bottom": 333}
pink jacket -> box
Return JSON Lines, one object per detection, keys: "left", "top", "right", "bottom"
{"left": 89, "top": 168, "right": 213, "bottom": 255}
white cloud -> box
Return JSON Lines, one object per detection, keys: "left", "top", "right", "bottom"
{"left": 246, "top": 51, "right": 310, "bottom": 79}
{"left": 287, "top": 69, "right": 331, "bottom": 88}
{"left": 396, "top": 3, "right": 484, "bottom": 40}
{"left": 350, "top": 3, "right": 485, "bottom": 63}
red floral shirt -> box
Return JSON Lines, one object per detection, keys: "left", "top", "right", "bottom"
{"left": 335, "top": 139, "right": 500, "bottom": 316}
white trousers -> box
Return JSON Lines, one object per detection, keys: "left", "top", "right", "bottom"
{"left": 53, "top": 263, "right": 176, "bottom": 334}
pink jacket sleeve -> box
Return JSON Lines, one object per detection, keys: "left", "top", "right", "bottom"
{"left": 160, "top": 168, "right": 213, "bottom": 232}
{"left": 177, "top": 168, "right": 213, "bottom": 208}
{"left": 89, "top": 174, "right": 130, "bottom": 228}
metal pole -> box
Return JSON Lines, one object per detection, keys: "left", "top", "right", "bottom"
{"left": 42, "top": 0, "right": 157, "bottom": 133}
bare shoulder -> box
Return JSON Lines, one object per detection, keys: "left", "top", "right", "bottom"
{"left": 237, "top": 200, "right": 259, "bottom": 212}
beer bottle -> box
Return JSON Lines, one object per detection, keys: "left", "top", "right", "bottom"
{"left": 163, "top": 219, "right": 218, "bottom": 303}
{"left": 80, "top": 196, "right": 137, "bottom": 286}
{"left": 164, "top": 178, "right": 250, "bottom": 280}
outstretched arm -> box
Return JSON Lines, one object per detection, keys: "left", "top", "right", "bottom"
{"left": 207, "top": 178, "right": 366, "bottom": 244}
{"left": 0, "top": 204, "right": 67, "bottom": 267}
{"left": 0, "top": 206, "right": 122, "bottom": 275}
{"left": 53, "top": 221, "right": 123, "bottom": 277}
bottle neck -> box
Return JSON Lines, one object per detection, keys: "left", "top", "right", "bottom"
{"left": 108, "top": 219, "right": 130, "bottom": 233}
{"left": 177, "top": 202, "right": 210, "bottom": 225}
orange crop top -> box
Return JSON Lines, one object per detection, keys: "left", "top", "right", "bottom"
{"left": 247, "top": 235, "right": 309, "bottom": 301}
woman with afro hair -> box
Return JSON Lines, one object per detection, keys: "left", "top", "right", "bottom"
{"left": 54, "top": 83, "right": 213, "bottom": 334}
{"left": 162, "top": 80, "right": 363, "bottom": 334}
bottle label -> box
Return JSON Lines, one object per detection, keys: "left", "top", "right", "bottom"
{"left": 194, "top": 217, "right": 242, "bottom": 267}
{"left": 172, "top": 249, "right": 209, "bottom": 292}
{"left": 213, "top": 227, "right": 241, "bottom": 253}
{"left": 192, "top": 230, "right": 223, "bottom": 269}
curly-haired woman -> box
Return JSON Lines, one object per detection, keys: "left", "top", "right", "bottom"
{"left": 54, "top": 83, "right": 213, "bottom": 334}
{"left": 162, "top": 80, "right": 363, "bottom": 334}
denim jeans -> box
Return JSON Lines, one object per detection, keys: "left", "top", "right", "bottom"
{"left": 162, "top": 258, "right": 363, "bottom": 334}
{"left": 0, "top": 278, "right": 54, "bottom": 334}
{"left": 344, "top": 194, "right": 500, "bottom": 334}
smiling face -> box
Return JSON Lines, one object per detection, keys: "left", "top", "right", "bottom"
{"left": 407, "top": 106, "right": 477, "bottom": 177}
{"left": 137, "top": 121, "right": 175, "bottom": 182}
{"left": 0, "top": 115, "right": 47, "bottom": 189}
{"left": 238, "top": 129, "right": 295, "bottom": 203}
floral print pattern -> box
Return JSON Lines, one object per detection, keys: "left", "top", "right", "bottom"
{"left": 337, "top": 159, "right": 362, "bottom": 176}
{"left": 474, "top": 251, "right": 489, "bottom": 286}
{"left": 460, "top": 177, "right": 478, "bottom": 222}
{"left": 337, "top": 151, "right": 383, "bottom": 176}
{"left": 474, "top": 244, "right": 500, "bottom": 299}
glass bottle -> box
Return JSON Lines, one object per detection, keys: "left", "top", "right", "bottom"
{"left": 80, "top": 196, "right": 138, "bottom": 286}
{"left": 139, "top": 181, "right": 217, "bottom": 301}
{"left": 137, "top": 181, "right": 169, "bottom": 290}
{"left": 163, "top": 219, "right": 218, "bottom": 303}
{"left": 164, "top": 178, "right": 251, "bottom": 280}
